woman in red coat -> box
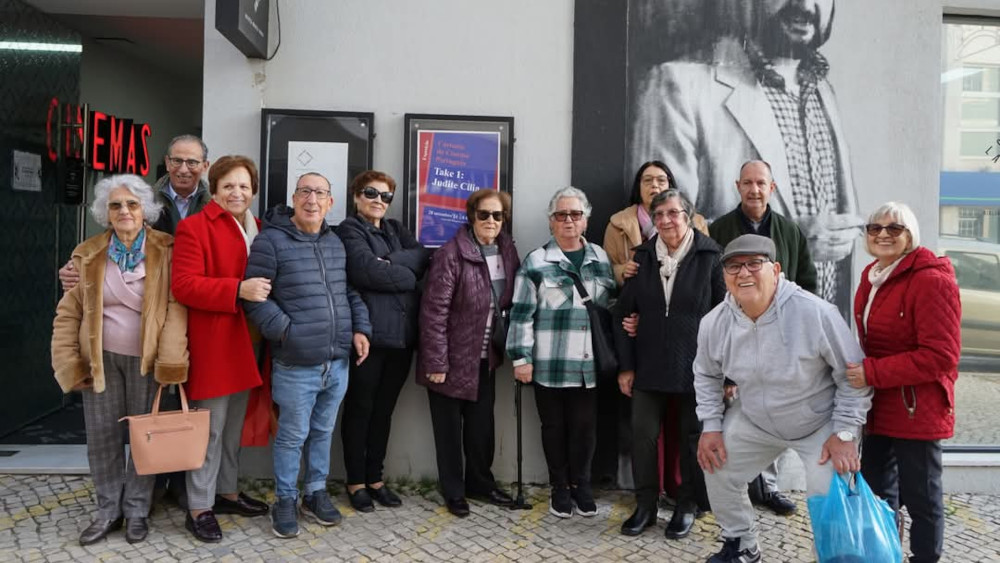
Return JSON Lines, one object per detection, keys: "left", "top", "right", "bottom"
{"left": 847, "top": 201, "right": 960, "bottom": 563}
{"left": 172, "top": 155, "right": 270, "bottom": 542}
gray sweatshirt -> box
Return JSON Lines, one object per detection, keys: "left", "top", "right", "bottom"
{"left": 693, "top": 278, "right": 871, "bottom": 441}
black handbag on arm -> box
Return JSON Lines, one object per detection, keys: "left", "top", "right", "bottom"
{"left": 567, "top": 272, "right": 619, "bottom": 380}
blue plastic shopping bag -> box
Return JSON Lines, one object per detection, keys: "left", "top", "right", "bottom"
{"left": 806, "top": 472, "right": 903, "bottom": 563}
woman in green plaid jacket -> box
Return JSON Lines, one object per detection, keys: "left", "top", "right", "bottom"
{"left": 506, "top": 186, "right": 616, "bottom": 520}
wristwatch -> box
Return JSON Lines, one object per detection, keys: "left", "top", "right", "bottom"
{"left": 836, "top": 430, "right": 855, "bottom": 442}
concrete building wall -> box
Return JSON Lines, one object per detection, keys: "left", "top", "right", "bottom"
{"left": 201, "top": 0, "right": 1000, "bottom": 484}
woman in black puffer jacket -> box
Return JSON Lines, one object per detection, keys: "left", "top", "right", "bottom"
{"left": 336, "top": 170, "right": 431, "bottom": 512}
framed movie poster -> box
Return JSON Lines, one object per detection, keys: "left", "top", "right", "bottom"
{"left": 260, "top": 109, "right": 374, "bottom": 224}
{"left": 403, "top": 114, "right": 514, "bottom": 247}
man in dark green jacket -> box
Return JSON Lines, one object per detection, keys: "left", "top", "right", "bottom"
{"left": 707, "top": 159, "right": 816, "bottom": 518}
{"left": 709, "top": 160, "right": 817, "bottom": 293}
{"left": 150, "top": 134, "right": 212, "bottom": 235}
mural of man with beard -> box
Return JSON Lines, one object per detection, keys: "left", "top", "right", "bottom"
{"left": 629, "top": 0, "right": 863, "bottom": 313}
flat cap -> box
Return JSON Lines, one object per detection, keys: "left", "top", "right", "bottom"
{"left": 721, "top": 234, "right": 776, "bottom": 263}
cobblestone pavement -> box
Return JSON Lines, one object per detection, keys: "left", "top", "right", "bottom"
{"left": 950, "top": 372, "right": 1000, "bottom": 446}
{"left": 3, "top": 475, "right": 1000, "bottom": 562}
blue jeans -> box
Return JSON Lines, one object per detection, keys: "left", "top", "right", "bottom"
{"left": 271, "top": 358, "right": 349, "bottom": 500}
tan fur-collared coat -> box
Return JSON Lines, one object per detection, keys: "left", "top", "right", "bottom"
{"left": 51, "top": 226, "right": 189, "bottom": 393}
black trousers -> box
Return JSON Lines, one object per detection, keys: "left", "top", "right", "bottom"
{"left": 533, "top": 384, "right": 597, "bottom": 488}
{"left": 427, "top": 360, "right": 497, "bottom": 501}
{"left": 341, "top": 346, "right": 413, "bottom": 485}
{"left": 861, "top": 434, "right": 944, "bottom": 563}
{"left": 631, "top": 390, "right": 708, "bottom": 511}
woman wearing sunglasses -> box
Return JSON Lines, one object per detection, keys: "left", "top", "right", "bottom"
{"left": 416, "top": 189, "right": 521, "bottom": 517}
{"left": 847, "top": 202, "right": 960, "bottom": 563}
{"left": 337, "top": 170, "right": 432, "bottom": 512}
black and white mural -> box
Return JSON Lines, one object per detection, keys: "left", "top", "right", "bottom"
{"left": 574, "top": 0, "right": 860, "bottom": 313}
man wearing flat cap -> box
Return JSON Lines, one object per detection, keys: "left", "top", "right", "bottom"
{"left": 692, "top": 234, "right": 871, "bottom": 563}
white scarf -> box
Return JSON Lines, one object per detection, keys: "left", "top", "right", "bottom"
{"left": 862, "top": 255, "right": 904, "bottom": 334}
{"left": 231, "top": 211, "right": 260, "bottom": 255}
{"left": 655, "top": 227, "right": 694, "bottom": 317}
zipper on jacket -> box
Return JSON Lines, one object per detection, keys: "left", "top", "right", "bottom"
{"left": 314, "top": 241, "right": 338, "bottom": 358}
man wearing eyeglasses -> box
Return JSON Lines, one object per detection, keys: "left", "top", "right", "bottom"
{"left": 151, "top": 134, "right": 212, "bottom": 235}
{"left": 707, "top": 159, "right": 817, "bottom": 518}
{"left": 693, "top": 234, "right": 870, "bottom": 563}
{"left": 243, "top": 172, "right": 371, "bottom": 538}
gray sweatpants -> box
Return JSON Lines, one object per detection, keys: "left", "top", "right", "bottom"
{"left": 705, "top": 403, "right": 836, "bottom": 551}
{"left": 185, "top": 390, "right": 250, "bottom": 510}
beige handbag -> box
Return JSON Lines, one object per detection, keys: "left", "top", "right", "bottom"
{"left": 120, "top": 384, "right": 210, "bottom": 475}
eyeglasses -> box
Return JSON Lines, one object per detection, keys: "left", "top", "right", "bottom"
{"left": 723, "top": 258, "right": 770, "bottom": 275}
{"left": 652, "top": 209, "right": 687, "bottom": 221}
{"left": 295, "top": 187, "right": 331, "bottom": 200}
{"left": 640, "top": 175, "right": 670, "bottom": 187}
{"left": 551, "top": 210, "right": 585, "bottom": 222}
{"left": 361, "top": 186, "right": 394, "bottom": 203}
{"left": 476, "top": 210, "right": 504, "bottom": 222}
{"left": 167, "top": 157, "right": 203, "bottom": 169}
{"left": 108, "top": 200, "right": 141, "bottom": 212}
{"left": 864, "top": 223, "right": 907, "bottom": 237}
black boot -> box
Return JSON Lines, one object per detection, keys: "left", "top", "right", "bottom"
{"left": 620, "top": 503, "right": 657, "bottom": 536}
{"left": 664, "top": 508, "right": 696, "bottom": 539}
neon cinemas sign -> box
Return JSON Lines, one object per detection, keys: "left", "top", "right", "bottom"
{"left": 46, "top": 97, "right": 152, "bottom": 175}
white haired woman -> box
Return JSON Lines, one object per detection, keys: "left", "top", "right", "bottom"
{"left": 506, "top": 186, "right": 616, "bottom": 519}
{"left": 51, "top": 174, "right": 189, "bottom": 546}
{"left": 847, "top": 202, "right": 961, "bottom": 562}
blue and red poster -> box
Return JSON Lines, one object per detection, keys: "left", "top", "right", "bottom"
{"left": 415, "top": 130, "right": 501, "bottom": 247}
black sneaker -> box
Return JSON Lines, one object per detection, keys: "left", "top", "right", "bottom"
{"left": 707, "top": 538, "right": 761, "bottom": 563}
{"left": 570, "top": 485, "right": 597, "bottom": 517}
{"left": 302, "top": 490, "right": 342, "bottom": 526}
{"left": 271, "top": 497, "right": 299, "bottom": 539}
{"left": 549, "top": 487, "right": 573, "bottom": 518}
{"left": 762, "top": 491, "right": 796, "bottom": 516}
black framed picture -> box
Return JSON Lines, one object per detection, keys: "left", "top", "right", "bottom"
{"left": 259, "top": 109, "right": 374, "bottom": 223}
{"left": 403, "top": 113, "right": 514, "bottom": 247}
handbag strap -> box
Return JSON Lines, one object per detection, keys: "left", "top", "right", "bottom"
{"left": 565, "top": 270, "right": 594, "bottom": 306}
{"left": 150, "top": 384, "right": 190, "bottom": 417}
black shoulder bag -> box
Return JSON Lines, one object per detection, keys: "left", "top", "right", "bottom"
{"left": 566, "top": 272, "right": 619, "bottom": 380}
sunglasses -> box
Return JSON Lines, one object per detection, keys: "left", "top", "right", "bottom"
{"left": 864, "top": 223, "right": 906, "bottom": 237}
{"left": 475, "top": 210, "right": 504, "bottom": 222}
{"left": 108, "top": 200, "right": 141, "bottom": 212}
{"left": 551, "top": 210, "right": 585, "bottom": 222}
{"left": 361, "top": 186, "right": 394, "bottom": 203}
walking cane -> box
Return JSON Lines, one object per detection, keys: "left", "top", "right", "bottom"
{"left": 509, "top": 380, "right": 532, "bottom": 510}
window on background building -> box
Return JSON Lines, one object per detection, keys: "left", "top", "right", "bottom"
{"left": 941, "top": 17, "right": 1000, "bottom": 449}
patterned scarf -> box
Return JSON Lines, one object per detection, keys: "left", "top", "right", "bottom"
{"left": 108, "top": 229, "right": 145, "bottom": 273}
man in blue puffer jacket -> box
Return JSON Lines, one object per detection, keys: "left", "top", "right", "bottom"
{"left": 244, "top": 172, "right": 371, "bottom": 539}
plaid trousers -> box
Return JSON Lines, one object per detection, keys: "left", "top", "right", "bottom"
{"left": 82, "top": 351, "right": 158, "bottom": 519}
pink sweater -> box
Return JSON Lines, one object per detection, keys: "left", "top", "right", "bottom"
{"left": 102, "top": 257, "right": 145, "bottom": 357}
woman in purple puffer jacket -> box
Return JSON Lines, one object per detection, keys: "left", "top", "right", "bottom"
{"left": 417, "top": 189, "right": 521, "bottom": 518}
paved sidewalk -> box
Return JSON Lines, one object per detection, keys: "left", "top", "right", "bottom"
{"left": 2, "top": 474, "right": 998, "bottom": 562}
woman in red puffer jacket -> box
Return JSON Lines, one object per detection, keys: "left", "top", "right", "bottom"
{"left": 847, "top": 201, "right": 960, "bottom": 563}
